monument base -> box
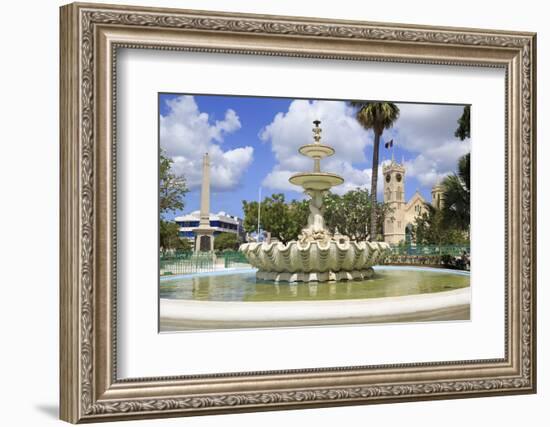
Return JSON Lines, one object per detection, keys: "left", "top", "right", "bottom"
{"left": 193, "top": 227, "right": 215, "bottom": 252}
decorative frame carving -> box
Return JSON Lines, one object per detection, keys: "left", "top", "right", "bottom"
{"left": 60, "top": 2, "right": 536, "bottom": 423}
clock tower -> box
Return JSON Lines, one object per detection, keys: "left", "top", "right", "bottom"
{"left": 383, "top": 161, "right": 406, "bottom": 244}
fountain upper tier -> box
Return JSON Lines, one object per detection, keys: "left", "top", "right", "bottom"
{"left": 298, "top": 143, "right": 335, "bottom": 159}
{"left": 289, "top": 120, "right": 344, "bottom": 191}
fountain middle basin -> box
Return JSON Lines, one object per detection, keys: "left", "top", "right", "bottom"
{"left": 159, "top": 267, "right": 471, "bottom": 330}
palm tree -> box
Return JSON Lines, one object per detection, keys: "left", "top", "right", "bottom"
{"left": 441, "top": 153, "right": 470, "bottom": 235}
{"left": 350, "top": 101, "right": 400, "bottom": 240}
{"left": 454, "top": 105, "right": 471, "bottom": 141}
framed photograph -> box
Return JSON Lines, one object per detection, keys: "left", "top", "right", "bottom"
{"left": 60, "top": 2, "right": 536, "bottom": 423}
{"left": 158, "top": 94, "right": 473, "bottom": 331}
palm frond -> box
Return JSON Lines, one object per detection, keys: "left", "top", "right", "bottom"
{"left": 441, "top": 174, "right": 470, "bottom": 231}
{"left": 350, "top": 101, "right": 400, "bottom": 132}
{"left": 458, "top": 153, "right": 470, "bottom": 191}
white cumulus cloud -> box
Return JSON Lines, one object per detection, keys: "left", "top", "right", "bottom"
{"left": 260, "top": 100, "right": 469, "bottom": 195}
{"left": 388, "top": 103, "right": 470, "bottom": 187}
{"left": 259, "top": 100, "right": 374, "bottom": 194}
{"left": 160, "top": 95, "right": 253, "bottom": 191}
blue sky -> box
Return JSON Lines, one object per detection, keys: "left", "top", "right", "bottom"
{"left": 159, "top": 93, "right": 470, "bottom": 219}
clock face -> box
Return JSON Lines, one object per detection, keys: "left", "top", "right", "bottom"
{"left": 396, "top": 173, "right": 402, "bottom": 182}
{"left": 385, "top": 173, "right": 391, "bottom": 183}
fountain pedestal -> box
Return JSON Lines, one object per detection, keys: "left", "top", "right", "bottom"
{"left": 240, "top": 120, "right": 390, "bottom": 282}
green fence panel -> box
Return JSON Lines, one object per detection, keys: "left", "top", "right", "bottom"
{"left": 223, "top": 251, "right": 249, "bottom": 268}
{"left": 390, "top": 244, "right": 469, "bottom": 256}
{"left": 159, "top": 250, "right": 251, "bottom": 275}
{"left": 159, "top": 253, "right": 215, "bottom": 275}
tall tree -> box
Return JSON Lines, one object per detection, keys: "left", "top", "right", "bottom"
{"left": 412, "top": 203, "right": 469, "bottom": 246}
{"left": 159, "top": 150, "right": 188, "bottom": 215}
{"left": 441, "top": 153, "right": 470, "bottom": 234}
{"left": 159, "top": 151, "right": 189, "bottom": 253}
{"left": 214, "top": 232, "right": 240, "bottom": 251}
{"left": 350, "top": 102, "right": 400, "bottom": 240}
{"left": 160, "top": 220, "right": 192, "bottom": 252}
{"left": 242, "top": 194, "right": 309, "bottom": 243}
{"left": 323, "top": 188, "right": 393, "bottom": 241}
{"left": 287, "top": 199, "right": 311, "bottom": 241}
{"left": 454, "top": 105, "right": 471, "bottom": 140}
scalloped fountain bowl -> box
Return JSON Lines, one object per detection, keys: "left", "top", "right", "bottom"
{"left": 239, "top": 240, "right": 391, "bottom": 283}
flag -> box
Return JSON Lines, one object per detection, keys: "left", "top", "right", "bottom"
{"left": 384, "top": 139, "right": 394, "bottom": 149}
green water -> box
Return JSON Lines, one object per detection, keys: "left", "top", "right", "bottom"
{"left": 160, "top": 268, "right": 469, "bottom": 302}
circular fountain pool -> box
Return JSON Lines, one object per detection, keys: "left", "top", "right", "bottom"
{"left": 159, "top": 267, "right": 470, "bottom": 330}
{"left": 160, "top": 266, "right": 469, "bottom": 302}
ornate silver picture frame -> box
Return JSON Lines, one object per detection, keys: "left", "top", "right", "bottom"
{"left": 60, "top": 2, "right": 536, "bottom": 423}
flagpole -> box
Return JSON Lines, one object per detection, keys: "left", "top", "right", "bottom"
{"left": 385, "top": 139, "right": 395, "bottom": 163}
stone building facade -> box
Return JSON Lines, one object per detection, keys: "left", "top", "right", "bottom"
{"left": 383, "top": 160, "right": 445, "bottom": 245}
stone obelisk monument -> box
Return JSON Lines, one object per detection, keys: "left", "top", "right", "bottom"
{"left": 193, "top": 153, "right": 215, "bottom": 252}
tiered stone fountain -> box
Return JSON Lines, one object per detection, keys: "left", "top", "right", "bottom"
{"left": 240, "top": 120, "right": 390, "bottom": 283}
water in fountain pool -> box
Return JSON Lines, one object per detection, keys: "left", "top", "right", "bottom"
{"left": 160, "top": 267, "right": 469, "bottom": 302}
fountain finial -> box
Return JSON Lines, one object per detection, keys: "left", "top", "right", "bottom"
{"left": 312, "top": 120, "right": 322, "bottom": 144}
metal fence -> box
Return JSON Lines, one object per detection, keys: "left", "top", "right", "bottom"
{"left": 159, "top": 253, "right": 215, "bottom": 275}
{"left": 159, "top": 251, "right": 251, "bottom": 276}
{"left": 223, "top": 251, "right": 250, "bottom": 268}
{"left": 160, "top": 250, "right": 196, "bottom": 260}
{"left": 390, "top": 244, "right": 469, "bottom": 256}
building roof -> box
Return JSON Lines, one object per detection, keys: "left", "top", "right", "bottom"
{"left": 405, "top": 191, "right": 427, "bottom": 211}
{"left": 382, "top": 160, "right": 405, "bottom": 173}
{"left": 175, "top": 211, "right": 241, "bottom": 224}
